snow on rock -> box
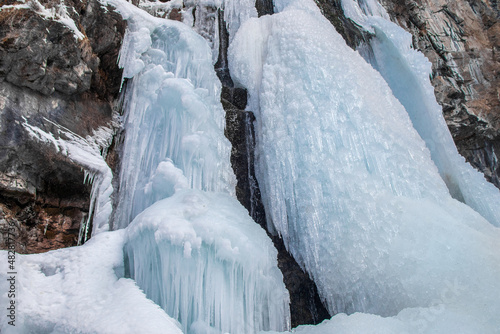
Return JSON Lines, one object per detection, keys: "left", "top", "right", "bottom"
{"left": 22, "top": 117, "right": 114, "bottom": 236}
{"left": 0, "top": 231, "right": 182, "bottom": 334}
{"left": 229, "top": 0, "right": 500, "bottom": 332}
{"left": 26, "top": 0, "right": 85, "bottom": 40}
{"left": 124, "top": 189, "right": 291, "bottom": 333}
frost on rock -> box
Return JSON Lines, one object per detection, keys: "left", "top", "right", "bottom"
{"left": 124, "top": 189, "right": 291, "bottom": 334}
{"left": 0, "top": 231, "right": 183, "bottom": 334}
{"left": 341, "top": 0, "right": 500, "bottom": 226}
{"left": 109, "top": 0, "right": 236, "bottom": 228}
{"left": 229, "top": 0, "right": 500, "bottom": 332}
{"left": 22, "top": 117, "right": 114, "bottom": 236}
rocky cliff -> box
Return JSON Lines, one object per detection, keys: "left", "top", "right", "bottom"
{"left": 0, "top": 0, "right": 124, "bottom": 253}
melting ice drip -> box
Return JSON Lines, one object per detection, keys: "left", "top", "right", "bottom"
{"left": 229, "top": 0, "right": 500, "bottom": 331}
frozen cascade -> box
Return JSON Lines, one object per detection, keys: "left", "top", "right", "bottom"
{"left": 103, "top": 1, "right": 291, "bottom": 333}
{"left": 341, "top": 0, "right": 500, "bottom": 226}
{"left": 229, "top": 0, "right": 500, "bottom": 331}
{"left": 112, "top": 1, "right": 236, "bottom": 228}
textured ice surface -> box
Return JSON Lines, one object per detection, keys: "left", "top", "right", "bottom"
{"left": 110, "top": 0, "right": 236, "bottom": 228}
{"left": 229, "top": 0, "right": 500, "bottom": 330}
{"left": 0, "top": 231, "right": 182, "bottom": 334}
{"left": 124, "top": 189, "right": 290, "bottom": 333}
{"left": 342, "top": 0, "right": 500, "bottom": 226}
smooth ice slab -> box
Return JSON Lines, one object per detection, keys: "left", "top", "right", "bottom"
{"left": 124, "top": 189, "right": 291, "bottom": 334}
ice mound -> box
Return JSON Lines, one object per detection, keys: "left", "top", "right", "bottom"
{"left": 0, "top": 231, "right": 182, "bottom": 334}
{"left": 124, "top": 189, "right": 291, "bottom": 334}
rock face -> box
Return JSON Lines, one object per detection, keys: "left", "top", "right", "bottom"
{"left": 0, "top": 0, "right": 125, "bottom": 253}
{"left": 377, "top": 0, "right": 500, "bottom": 187}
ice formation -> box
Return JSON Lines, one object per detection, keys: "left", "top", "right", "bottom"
{"left": 341, "top": 0, "right": 500, "bottom": 226}
{"left": 111, "top": 0, "right": 236, "bottom": 228}
{"left": 105, "top": 1, "right": 291, "bottom": 333}
{"left": 229, "top": 0, "right": 500, "bottom": 331}
{"left": 124, "top": 189, "right": 290, "bottom": 333}
{"left": 2, "top": 0, "right": 500, "bottom": 333}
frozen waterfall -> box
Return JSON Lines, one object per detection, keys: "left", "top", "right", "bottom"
{"left": 109, "top": 0, "right": 291, "bottom": 333}
{"left": 1, "top": 0, "right": 499, "bottom": 333}
{"left": 230, "top": 0, "right": 500, "bottom": 331}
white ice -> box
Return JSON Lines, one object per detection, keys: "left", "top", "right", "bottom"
{"left": 229, "top": 0, "right": 500, "bottom": 332}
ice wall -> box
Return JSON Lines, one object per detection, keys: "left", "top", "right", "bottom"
{"left": 124, "top": 189, "right": 290, "bottom": 333}
{"left": 341, "top": 0, "right": 500, "bottom": 226}
{"left": 111, "top": 0, "right": 236, "bottom": 228}
{"left": 229, "top": 0, "right": 500, "bottom": 330}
